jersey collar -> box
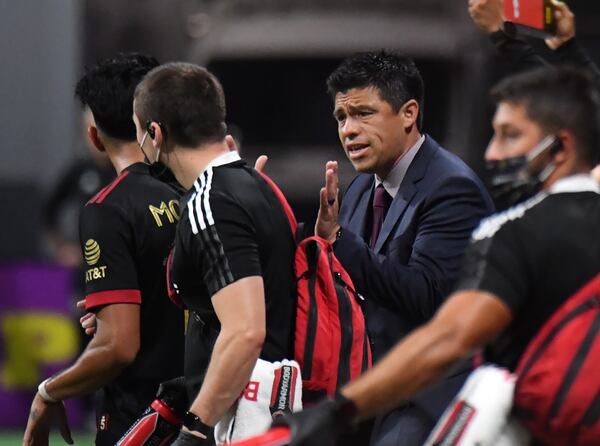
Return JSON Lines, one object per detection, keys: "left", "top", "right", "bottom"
{"left": 205, "top": 150, "right": 242, "bottom": 170}
{"left": 549, "top": 174, "right": 600, "bottom": 195}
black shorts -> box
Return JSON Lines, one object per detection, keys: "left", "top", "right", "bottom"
{"left": 94, "top": 391, "right": 144, "bottom": 446}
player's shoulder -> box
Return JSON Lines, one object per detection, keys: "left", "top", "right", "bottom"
{"left": 471, "top": 193, "right": 547, "bottom": 242}
{"left": 87, "top": 163, "right": 179, "bottom": 207}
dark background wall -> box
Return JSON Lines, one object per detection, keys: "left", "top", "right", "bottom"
{"left": 1, "top": 0, "right": 599, "bottom": 258}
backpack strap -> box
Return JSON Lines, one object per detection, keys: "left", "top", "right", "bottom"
{"left": 258, "top": 171, "right": 298, "bottom": 234}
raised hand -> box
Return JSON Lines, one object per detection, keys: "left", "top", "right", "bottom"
{"left": 468, "top": 0, "right": 504, "bottom": 34}
{"left": 545, "top": 0, "right": 575, "bottom": 50}
{"left": 254, "top": 155, "right": 269, "bottom": 173}
{"left": 315, "top": 161, "right": 340, "bottom": 243}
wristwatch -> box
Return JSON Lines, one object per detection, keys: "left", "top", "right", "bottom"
{"left": 182, "top": 411, "right": 213, "bottom": 437}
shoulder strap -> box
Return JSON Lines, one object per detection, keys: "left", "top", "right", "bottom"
{"left": 258, "top": 171, "right": 298, "bottom": 234}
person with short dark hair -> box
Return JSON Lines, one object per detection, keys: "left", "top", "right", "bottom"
{"left": 313, "top": 50, "right": 494, "bottom": 444}
{"left": 23, "top": 53, "right": 185, "bottom": 446}
{"left": 133, "top": 62, "right": 296, "bottom": 445}
{"left": 277, "top": 65, "right": 600, "bottom": 446}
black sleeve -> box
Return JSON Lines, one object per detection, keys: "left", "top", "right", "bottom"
{"left": 489, "top": 30, "right": 550, "bottom": 72}
{"left": 555, "top": 39, "right": 600, "bottom": 86}
{"left": 187, "top": 190, "right": 261, "bottom": 297}
{"left": 79, "top": 203, "right": 141, "bottom": 309}
{"left": 455, "top": 217, "right": 534, "bottom": 313}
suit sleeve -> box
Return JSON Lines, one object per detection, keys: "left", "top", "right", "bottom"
{"left": 79, "top": 203, "right": 141, "bottom": 310}
{"left": 335, "top": 175, "right": 491, "bottom": 323}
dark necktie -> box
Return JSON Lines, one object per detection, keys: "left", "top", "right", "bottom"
{"left": 369, "top": 184, "right": 393, "bottom": 249}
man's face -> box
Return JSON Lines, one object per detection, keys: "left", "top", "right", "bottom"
{"left": 333, "top": 86, "right": 409, "bottom": 178}
{"left": 486, "top": 102, "right": 544, "bottom": 161}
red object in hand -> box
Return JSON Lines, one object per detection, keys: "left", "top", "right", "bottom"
{"left": 227, "top": 427, "right": 291, "bottom": 446}
{"left": 503, "top": 0, "right": 557, "bottom": 37}
{"left": 116, "top": 400, "right": 181, "bottom": 446}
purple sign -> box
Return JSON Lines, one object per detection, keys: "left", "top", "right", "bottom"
{"left": 0, "top": 262, "right": 86, "bottom": 428}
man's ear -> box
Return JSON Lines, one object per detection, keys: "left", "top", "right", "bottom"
{"left": 401, "top": 99, "right": 419, "bottom": 132}
{"left": 553, "top": 130, "right": 575, "bottom": 165}
{"left": 87, "top": 126, "right": 106, "bottom": 152}
{"left": 148, "top": 122, "right": 164, "bottom": 150}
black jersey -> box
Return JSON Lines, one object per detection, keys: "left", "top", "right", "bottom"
{"left": 80, "top": 162, "right": 184, "bottom": 440}
{"left": 456, "top": 175, "right": 600, "bottom": 370}
{"left": 169, "top": 151, "right": 296, "bottom": 397}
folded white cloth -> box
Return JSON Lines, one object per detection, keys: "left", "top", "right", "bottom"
{"left": 214, "top": 358, "right": 302, "bottom": 445}
{"left": 424, "top": 365, "right": 530, "bottom": 446}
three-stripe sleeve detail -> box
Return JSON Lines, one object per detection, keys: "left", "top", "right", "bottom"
{"left": 187, "top": 169, "right": 234, "bottom": 290}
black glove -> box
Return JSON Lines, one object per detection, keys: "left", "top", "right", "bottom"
{"left": 271, "top": 394, "right": 358, "bottom": 446}
{"left": 156, "top": 376, "right": 189, "bottom": 417}
{"left": 170, "top": 430, "right": 213, "bottom": 446}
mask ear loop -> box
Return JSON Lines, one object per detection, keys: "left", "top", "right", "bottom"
{"left": 150, "top": 126, "right": 169, "bottom": 178}
{"left": 527, "top": 135, "right": 562, "bottom": 184}
{"left": 526, "top": 136, "right": 561, "bottom": 162}
{"left": 138, "top": 131, "right": 152, "bottom": 164}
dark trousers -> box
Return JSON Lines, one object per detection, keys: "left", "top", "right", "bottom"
{"left": 370, "top": 404, "right": 436, "bottom": 446}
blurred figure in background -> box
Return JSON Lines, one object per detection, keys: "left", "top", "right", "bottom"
{"left": 469, "top": 0, "right": 600, "bottom": 187}
{"left": 23, "top": 53, "right": 185, "bottom": 446}
{"left": 43, "top": 109, "right": 114, "bottom": 270}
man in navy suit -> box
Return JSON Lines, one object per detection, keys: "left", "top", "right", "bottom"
{"left": 315, "top": 51, "right": 494, "bottom": 445}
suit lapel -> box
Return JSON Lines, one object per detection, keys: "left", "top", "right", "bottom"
{"left": 373, "top": 135, "right": 439, "bottom": 253}
{"left": 345, "top": 175, "right": 373, "bottom": 240}
{"left": 374, "top": 183, "right": 416, "bottom": 253}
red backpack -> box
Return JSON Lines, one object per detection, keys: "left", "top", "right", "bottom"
{"left": 259, "top": 172, "right": 372, "bottom": 400}
{"left": 514, "top": 273, "right": 600, "bottom": 446}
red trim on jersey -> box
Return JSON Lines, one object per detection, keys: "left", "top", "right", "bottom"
{"left": 87, "top": 184, "right": 109, "bottom": 206}
{"left": 88, "top": 170, "right": 130, "bottom": 205}
{"left": 85, "top": 289, "right": 141, "bottom": 309}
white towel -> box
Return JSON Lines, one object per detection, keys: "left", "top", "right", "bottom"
{"left": 214, "top": 358, "right": 302, "bottom": 445}
{"left": 424, "top": 365, "right": 530, "bottom": 446}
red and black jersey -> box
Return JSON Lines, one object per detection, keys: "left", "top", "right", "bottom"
{"left": 80, "top": 162, "right": 184, "bottom": 438}
{"left": 169, "top": 151, "right": 296, "bottom": 398}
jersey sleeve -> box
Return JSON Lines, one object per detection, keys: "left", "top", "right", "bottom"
{"left": 79, "top": 203, "right": 141, "bottom": 310}
{"left": 186, "top": 190, "right": 261, "bottom": 297}
{"left": 456, "top": 217, "right": 534, "bottom": 313}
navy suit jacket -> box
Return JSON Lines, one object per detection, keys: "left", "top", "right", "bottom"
{"left": 336, "top": 135, "right": 494, "bottom": 419}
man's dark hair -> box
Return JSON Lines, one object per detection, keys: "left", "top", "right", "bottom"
{"left": 491, "top": 66, "right": 600, "bottom": 166}
{"left": 75, "top": 53, "right": 159, "bottom": 141}
{"left": 134, "top": 63, "right": 227, "bottom": 148}
{"left": 326, "top": 50, "right": 425, "bottom": 129}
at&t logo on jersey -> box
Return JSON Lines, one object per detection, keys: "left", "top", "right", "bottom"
{"left": 84, "top": 239, "right": 101, "bottom": 265}
{"left": 84, "top": 239, "right": 107, "bottom": 282}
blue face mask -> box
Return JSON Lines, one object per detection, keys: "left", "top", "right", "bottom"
{"left": 485, "top": 135, "right": 562, "bottom": 211}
